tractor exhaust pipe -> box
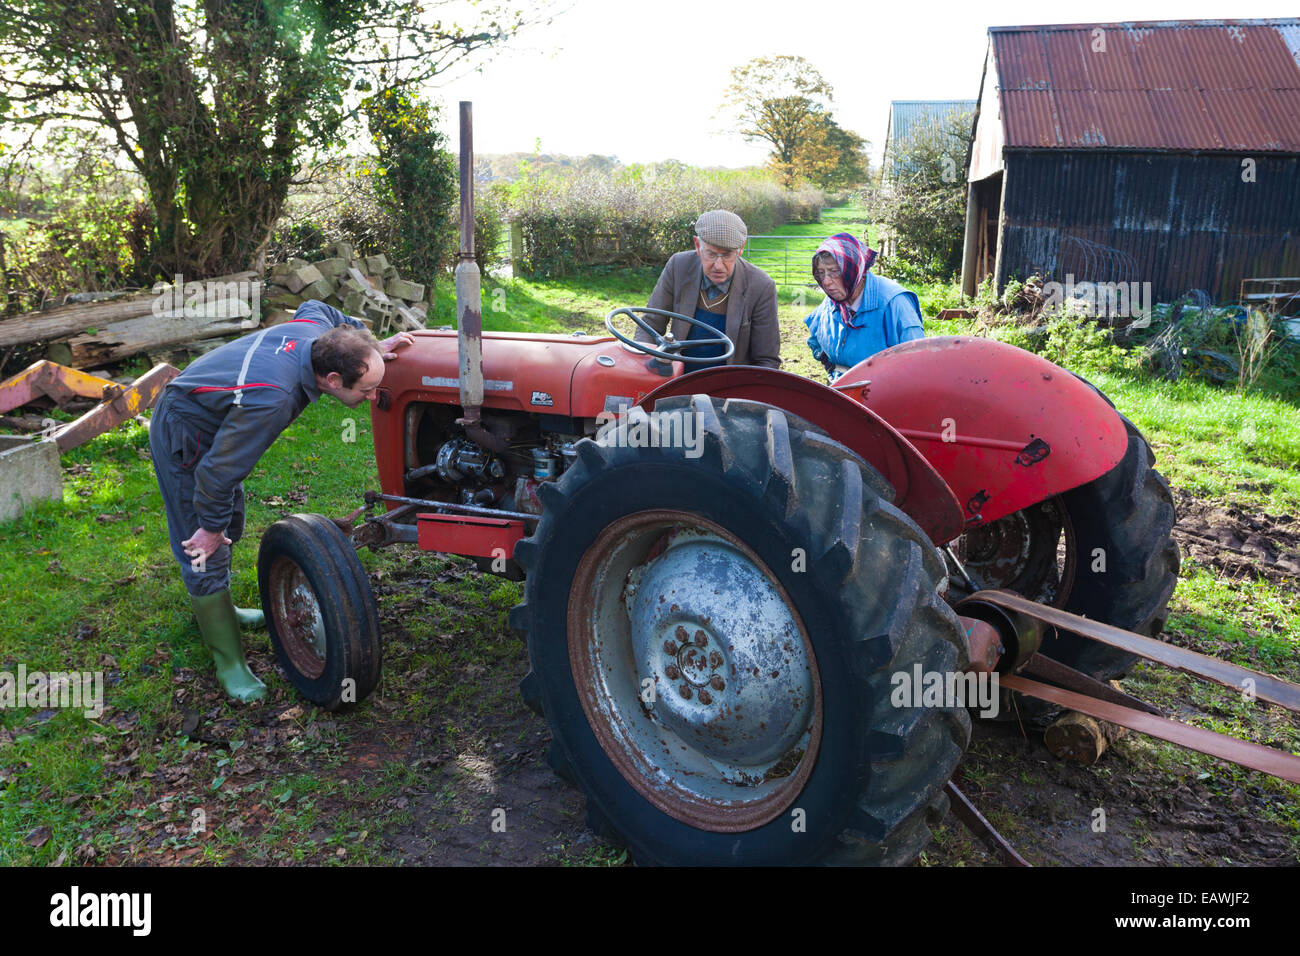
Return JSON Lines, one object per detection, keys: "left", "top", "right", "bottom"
{"left": 455, "top": 101, "right": 488, "bottom": 444}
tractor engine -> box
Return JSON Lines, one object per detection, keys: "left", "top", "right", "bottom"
{"left": 401, "top": 403, "right": 589, "bottom": 517}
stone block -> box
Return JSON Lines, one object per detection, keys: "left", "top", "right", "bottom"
{"left": 286, "top": 263, "right": 324, "bottom": 294}
{"left": 362, "top": 299, "right": 393, "bottom": 320}
{"left": 0, "top": 437, "right": 62, "bottom": 523}
{"left": 342, "top": 290, "right": 367, "bottom": 314}
{"left": 264, "top": 289, "right": 305, "bottom": 310}
{"left": 386, "top": 278, "right": 425, "bottom": 302}
{"left": 314, "top": 257, "right": 349, "bottom": 277}
{"left": 394, "top": 304, "right": 425, "bottom": 331}
{"left": 301, "top": 277, "right": 335, "bottom": 301}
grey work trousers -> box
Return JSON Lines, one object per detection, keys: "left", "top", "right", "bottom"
{"left": 149, "top": 394, "right": 246, "bottom": 596}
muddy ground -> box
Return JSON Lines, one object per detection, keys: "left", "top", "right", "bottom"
{"left": 1171, "top": 488, "right": 1300, "bottom": 587}
{"left": 80, "top": 486, "right": 1299, "bottom": 867}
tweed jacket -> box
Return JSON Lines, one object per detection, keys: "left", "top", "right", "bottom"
{"left": 635, "top": 251, "right": 781, "bottom": 368}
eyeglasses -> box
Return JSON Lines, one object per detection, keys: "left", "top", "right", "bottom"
{"left": 698, "top": 245, "right": 741, "bottom": 265}
{"left": 813, "top": 265, "right": 843, "bottom": 282}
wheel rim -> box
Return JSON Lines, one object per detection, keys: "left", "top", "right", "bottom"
{"left": 958, "top": 496, "right": 1076, "bottom": 607}
{"left": 267, "top": 555, "right": 328, "bottom": 679}
{"left": 568, "top": 510, "right": 823, "bottom": 833}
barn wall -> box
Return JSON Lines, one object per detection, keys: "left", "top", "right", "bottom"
{"left": 996, "top": 151, "right": 1300, "bottom": 301}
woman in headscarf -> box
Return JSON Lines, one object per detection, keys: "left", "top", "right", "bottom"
{"left": 803, "top": 233, "right": 924, "bottom": 380}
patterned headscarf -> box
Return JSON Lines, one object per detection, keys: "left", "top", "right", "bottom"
{"left": 814, "top": 233, "right": 878, "bottom": 328}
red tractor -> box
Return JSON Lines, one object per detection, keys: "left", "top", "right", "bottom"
{"left": 256, "top": 300, "right": 1192, "bottom": 865}
{"left": 255, "top": 107, "right": 1300, "bottom": 865}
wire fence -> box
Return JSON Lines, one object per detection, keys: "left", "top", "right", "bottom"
{"left": 742, "top": 235, "right": 825, "bottom": 285}
{"left": 743, "top": 205, "right": 872, "bottom": 285}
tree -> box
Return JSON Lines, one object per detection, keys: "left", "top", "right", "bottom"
{"left": 721, "top": 56, "right": 834, "bottom": 187}
{"left": 0, "top": 1, "right": 536, "bottom": 279}
{"left": 869, "top": 111, "right": 972, "bottom": 281}
{"left": 787, "top": 115, "right": 870, "bottom": 191}
{"left": 811, "top": 117, "right": 871, "bottom": 191}
{"left": 364, "top": 88, "right": 456, "bottom": 284}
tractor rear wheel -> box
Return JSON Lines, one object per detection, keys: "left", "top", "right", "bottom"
{"left": 511, "top": 395, "right": 970, "bottom": 865}
{"left": 1047, "top": 413, "right": 1180, "bottom": 677}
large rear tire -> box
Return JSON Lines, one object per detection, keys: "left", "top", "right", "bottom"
{"left": 1048, "top": 414, "right": 1180, "bottom": 677}
{"left": 511, "top": 395, "right": 970, "bottom": 865}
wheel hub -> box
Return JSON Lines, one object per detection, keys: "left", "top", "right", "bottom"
{"left": 628, "top": 534, "right": 812, "bottom": 766}
{"left": 268, "top": 556, "right": 328, "bottom": 678}
{"left": 568, "top": 511, "right": 822, "bottom": 832}
{"left": 958, "top": 497, "right": 1075, "bottom": 607}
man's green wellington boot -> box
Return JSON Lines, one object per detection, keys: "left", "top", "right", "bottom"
{"left": 234, "top": 605, "right": 266, "bottom": 629}
{"left": 191, "top": 590, "right": 268, "bottom": 702}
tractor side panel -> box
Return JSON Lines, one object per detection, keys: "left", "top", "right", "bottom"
{"left": 639, "top": 367, "right": 966, "bottom": 545}
{"left": 370, "top": 331, "right": 684, "bottom": 502}
{"left": 368, "top": 330, "right": 580, "bottom": 502}
{"left": 835, "top": 336, "right": 1128, "bottom": 527}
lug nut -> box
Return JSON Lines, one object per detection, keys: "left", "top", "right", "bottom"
{"left": 679, "top": 684, "right": 693, "bottom": 700}
{"left": 664, "top": 640, "right": 678, "bottom": 655}
{"left": 675, "top": 625, "right": 689, "bottom": 642}
{"left": 709, "top": 675, "right": 725, "bottom": 691}
{"left": 664, "top": 664, "right": 680, "bottom": 680}
{"left": 709, "top": 651, "right": 723, "bottom": 668}
{"left": 694, "top": 630, "right": 707, "bottom": 647}
{"left": 697, "top": 689, "right": 712, "bottom": 705}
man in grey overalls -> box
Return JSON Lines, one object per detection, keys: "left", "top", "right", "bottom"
{"left": 150, "top": 300, "right": 411, "bottom": 701}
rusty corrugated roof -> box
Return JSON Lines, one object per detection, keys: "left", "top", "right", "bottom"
{"left": 990, "top": 19, "right": 1300, "bottom": 151}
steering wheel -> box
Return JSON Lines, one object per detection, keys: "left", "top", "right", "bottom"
{"left": 605, "top": 307, "right": 735, "bottom": 364}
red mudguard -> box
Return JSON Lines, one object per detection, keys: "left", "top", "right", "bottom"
{"left": 833, "top": 336, "right": 1128, "bottom": 527}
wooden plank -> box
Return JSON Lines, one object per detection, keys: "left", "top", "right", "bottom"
{"left": 0, "top": 272, "right": 258, "bottom": 348}
{"left": 65, "top": 307, "right": 256, "bottom": 368}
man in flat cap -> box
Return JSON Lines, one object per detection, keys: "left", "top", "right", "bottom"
{"left": 635, "top": 209, "right": 780, "bottom": 368}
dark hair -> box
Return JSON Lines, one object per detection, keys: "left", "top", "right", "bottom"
{"left": 311, "top": 326, "right": 382, "bottom": 386}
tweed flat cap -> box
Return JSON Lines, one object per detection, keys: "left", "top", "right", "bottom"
{"left": 695, "top": 209, "right": 748, "bottom": 250}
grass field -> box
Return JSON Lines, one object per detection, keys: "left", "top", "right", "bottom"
{"left": 2, "top": 215, "right": 1298, "bottom": 866}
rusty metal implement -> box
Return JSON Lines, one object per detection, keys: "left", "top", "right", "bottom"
{"left": 0, "top": 359, "right": 177, "bottom": 452}
{"left": 1021, "top": 652, "right": 1164, "bottom": 717}
{"left": 1003, "top": 675, "right": 1300, "bottom": 785}
{"left": 945, "top": 780, "right": 1032, "bottom": 867}
{"left": 976, "top": 589, "right": 1300, "bottom": 714}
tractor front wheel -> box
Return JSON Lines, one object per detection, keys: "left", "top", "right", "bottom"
{"left": 511, "top": 395, "right": 970, "bottom": 865}
{"left": 258, "top": 513, "right": 383, "bottom": 709}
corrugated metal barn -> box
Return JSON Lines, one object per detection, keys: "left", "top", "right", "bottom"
{"left": 882, "top": 100, "right": 976, "bottom": 182}
{"left": 961, "top": 19, "right": 1300, "bottom": 303}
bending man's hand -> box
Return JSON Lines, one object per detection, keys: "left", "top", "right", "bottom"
{"left": 379, "top": 332, "right": 415, "bottom": 361}
{"left": 182, "top": 527, "right": 232, "bottom": 570}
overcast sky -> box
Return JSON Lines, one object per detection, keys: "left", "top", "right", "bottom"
{"left": 426, "top": 1, "right": 1299, "bottom": 168}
